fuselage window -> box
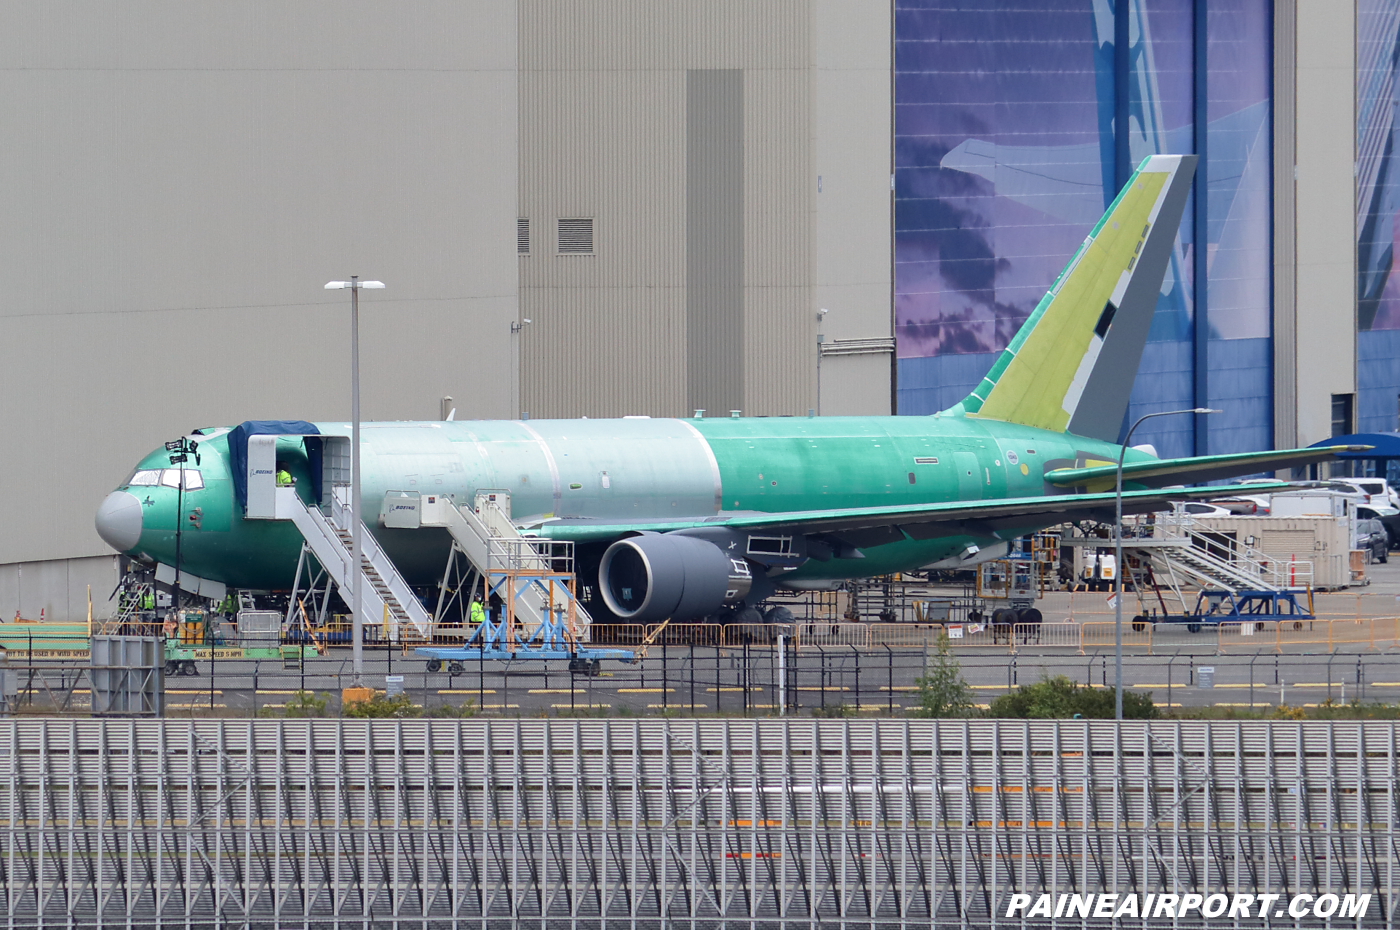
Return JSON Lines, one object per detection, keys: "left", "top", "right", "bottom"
{"left": 128, "top": 470, "right": 162, "bottom": 486}
{"left": 159, "top": 469, "right": 203, "bottom": 490}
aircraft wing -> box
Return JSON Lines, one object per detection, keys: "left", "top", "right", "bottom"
{"left": 1043, "top": 445, "right": 1371, "bottom": 492}
{"left": 539, "top": 481, "right": 1295, "bottom": 548}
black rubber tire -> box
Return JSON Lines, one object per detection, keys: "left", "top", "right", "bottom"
{"left": 164, "top": 661, "right": 179, "bottom": 677}
{"left": 1019, "top": 607, "right": 1043, "bottom": 625}
{"left": 425, "top": 658, "right": 443, "bottom": 673}
{"left": 731, "top": 606, "right": 763, "bottom": 626}
{"left": 447, "top": 661, "right": 466, "bottom": 675}
{"left": 1131, "top": 616, "right": 1147, "bottom": 633}
{"left": 1187, "top": 623, "right": 1202, "bottom": 634}
{"left": 763, "top": 606, "right": 794, "bottom": 626}
{"left": 180, "top": 661, "right": 198, "bottom": 676}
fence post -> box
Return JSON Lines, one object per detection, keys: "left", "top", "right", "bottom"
{"left": 852, "top": 644, "right": 860, "bottom": 712}
{"left": 689, "top": 643, "right": 695, "bottom": 711}
{"left": 778, "top": 634, "right": 787, "bottom": 715}
{"left": 887, "top": 645, "right": 894, "bottom": 717}
{"left": 662, "top": 642, "right": 667, "bottom": 711}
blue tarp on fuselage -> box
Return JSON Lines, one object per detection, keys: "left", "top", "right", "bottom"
{"left": 228, "top": 420, "right": 322, "bottom": 512}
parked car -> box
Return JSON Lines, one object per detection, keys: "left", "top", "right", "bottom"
{"left": 1175, "top": 501, "right": 1231, "bottom": 517}
{"left": 1213, "top": 495, "right": 1271, "bottom": 515}
{"left": 1356, "top": 517, "right": 1390, "bottom": 564}
{"left": 1357, "top": 505, "right": 1400, "bottom": 550}
{"left": 1335, "top": 477, "right": 1400, "bottom": 510}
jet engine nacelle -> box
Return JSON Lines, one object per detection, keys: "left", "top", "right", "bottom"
{"left": 598, "top": 533, "right": 753, "bottom": 623}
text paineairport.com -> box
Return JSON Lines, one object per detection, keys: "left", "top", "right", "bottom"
{"left": 1005, "top": 893, "right": 1371, "bottom": 920}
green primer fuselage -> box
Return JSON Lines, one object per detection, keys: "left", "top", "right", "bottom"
{"left": 114, "top": 411, "right": 1143, "bottom": 591}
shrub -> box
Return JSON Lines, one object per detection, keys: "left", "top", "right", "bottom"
{"left": 988, "top": 675, "right": 1159, "bottom": 720}
{"left": 343, "top": 693, "right": 421, "bottom": 719}
{"left": 912, "top": 633, "right": 976, "bottom": 718}
{"left": 427, "top": 698, "right": 479, "bottom": 718}
{"left": 281, "top": 690, "right": 329, "bottom": 718}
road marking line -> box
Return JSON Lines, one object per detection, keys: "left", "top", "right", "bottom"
{"left": 705, "top": 687, "right": 749, "bottom": 693}
{"left": 167, "top": 690, "right": 222, "bottom": 695}
{"left": 529, "top": 689, "right": 585, "bottom": 694}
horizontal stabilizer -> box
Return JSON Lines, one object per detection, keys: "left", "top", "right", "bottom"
{"left": 1043, "top": 445, "right": 1372, "bottom": 491}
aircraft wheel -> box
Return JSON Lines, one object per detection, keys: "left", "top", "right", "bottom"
{"left": 1186, "top": 623, "right": 1202, "bottom": 634}
{"left": 425, "top": 658, "right": 443, "bottom": 673}
{"left": 448, "top": 661, "right": 466, "bottom": 675}
{"left": 732, "top": 605, "right": 763, "bottom": 626}
{"left": 763, "top": 606, "right": 794, "bottom": 626}
{"left": 180, "top": 661, "right": 198, "bottom": 676}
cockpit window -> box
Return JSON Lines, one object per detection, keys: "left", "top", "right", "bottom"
{"left": 128, "top": 469, "right": 162, "bottom": 486}
{"left": 158, "top": 469, "right": 203, "bottom": 490}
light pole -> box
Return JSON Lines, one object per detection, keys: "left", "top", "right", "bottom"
{"left": 325, "top": 277, "right": 384, "bottom": 686}
{"left": 1114, "top": 406, "right": 1220, "bottom": 719}
{"left": 163, "top": 436, "right": 199, "bottom": 629}
{"left": 510, "top": 318, "right": 531, "bottom": 418}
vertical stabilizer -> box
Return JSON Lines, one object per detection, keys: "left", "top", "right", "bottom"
{"left": 956, "top": 154, "right": 1197, "bottom": 440}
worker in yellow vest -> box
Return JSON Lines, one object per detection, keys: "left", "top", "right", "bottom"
{"left": 469, "top": 595, "right": 486, "bottom": 627}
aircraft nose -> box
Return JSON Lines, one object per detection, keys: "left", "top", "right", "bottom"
{"left": 95, "top": 491, "right": 143, "bottom": 552}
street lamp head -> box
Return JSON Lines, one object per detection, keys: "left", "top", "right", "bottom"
{"left": 1194, "top": 407, "right": 1222, "bottom": 414}
{"left": 325, "top": 280, "right": 385, "bottom": 289}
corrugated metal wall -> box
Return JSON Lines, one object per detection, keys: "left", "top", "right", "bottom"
{"left": 518, "top": 0, "right": 814, "bottom": 419}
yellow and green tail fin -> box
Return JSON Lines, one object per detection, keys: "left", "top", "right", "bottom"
{"left": 954, "top": 154, "right": 1197, "bottom": 441}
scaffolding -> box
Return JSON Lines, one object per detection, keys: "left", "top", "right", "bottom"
{"left": 1, "top": 719, "right": 1398, "bottom": 928}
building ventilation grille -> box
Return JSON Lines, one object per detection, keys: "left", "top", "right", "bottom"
{"left": 517, "top": 218, "right": 529, "bottom": 254}
{"left": 558, "top": 218, "right": 594, "bottom": 254}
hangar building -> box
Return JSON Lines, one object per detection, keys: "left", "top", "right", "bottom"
{"left": 0, "top": 0, "right": 1388, "bottom": 619}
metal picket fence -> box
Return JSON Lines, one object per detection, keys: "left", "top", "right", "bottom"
{"left": 1, "top": 718, "right": 1398, "bottom": 928}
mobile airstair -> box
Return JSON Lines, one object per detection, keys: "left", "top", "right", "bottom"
{"left": 1064, "top": 511, "right": 1313, "bottom": 617}
{"left": 276, "top": 486, "right": 433, "bottom": 640}
{"left": 383, "top": 490, "right": 596, "bottom": 641}
{"left": 394, "top": 491, "right": 627, "bottom": 672}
